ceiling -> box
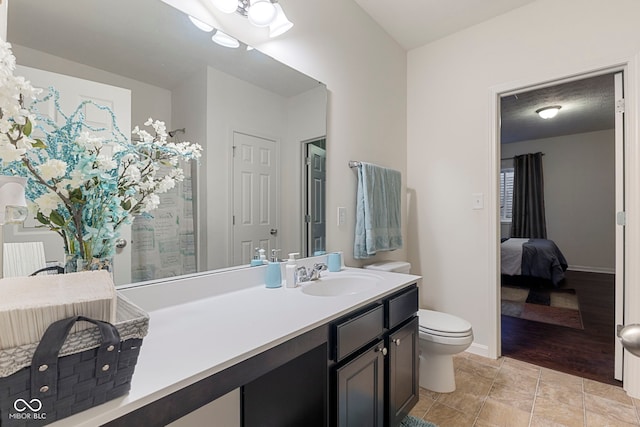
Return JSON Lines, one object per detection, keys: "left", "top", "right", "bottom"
{"left": 354, "top": 0, "right": 616, "bottom": 144}
{"left": 8, "top": 0, "right": 616, "bottom": 144}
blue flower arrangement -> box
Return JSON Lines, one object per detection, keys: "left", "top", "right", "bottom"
{"left": 0, "top": 40, "right": 201, "bottom": 269}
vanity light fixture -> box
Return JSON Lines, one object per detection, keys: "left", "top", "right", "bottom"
{"left": 536, "top": 105, "right": 562, "bottom": 119}
{"left": 210, "top": 0, "right": 293, "bottom": 36}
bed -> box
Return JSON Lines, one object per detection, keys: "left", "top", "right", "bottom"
{"left": 501, "top": 238, "right": 568, "bottom": 286}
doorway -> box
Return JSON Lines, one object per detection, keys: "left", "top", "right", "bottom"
{"left": 496, "top": 70, "right": 625, "bottom": 385}
{"left": 302, "top": 138, "right": 326, "bottom": 257}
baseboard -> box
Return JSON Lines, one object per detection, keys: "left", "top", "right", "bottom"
{"left": 466, "top": 342, "right": 490, "bottom": 358}
{"left": 567, "top": 265, "right": 615, "bottom": 274}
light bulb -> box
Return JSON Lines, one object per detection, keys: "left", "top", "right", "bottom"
{"left": 212, "top": 30, "right": 240, "bottom": 48}
{"left": 248, "top": 0, "right": 276, "bottom": 27}
{"left": 211, "top": 0, "right": 238, "bottom": 14}
{"left": 188, "top": 16, "right": 214, "bottom": 32}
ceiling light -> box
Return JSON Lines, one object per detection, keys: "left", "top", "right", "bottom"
{"left": 269, "top": 4, "right": 293, "bottom": 38}
{"left": 212, "top": 30, "right": 240, "bottom": 48}
{"left": 536, "top": 106, "right": 561, "bottom": 119}
{"left": 247, "top": 0, "right": 277, "bottom": 27}
{"left": 188, "top": 15, "right": 214, "bottom": 32}
{"left": 211, "top": 0, "right": 239, "bottom": 14}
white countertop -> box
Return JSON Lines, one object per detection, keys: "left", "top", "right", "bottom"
{"left": 50, "top": 263, "right": 421, "bottom": 426}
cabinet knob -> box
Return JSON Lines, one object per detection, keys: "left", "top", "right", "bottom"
{"left": 375, "top": 346, "right": 388, "bottom": 356}
{"left": 393, "top": 338, "right": 401, "bottom": 346}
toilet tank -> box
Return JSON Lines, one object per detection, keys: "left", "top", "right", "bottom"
{"left": 364, "top": 261, "right": 411, "bottom": 274}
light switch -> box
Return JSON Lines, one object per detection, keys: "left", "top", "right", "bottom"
{"left": 337, "top": 207, "right": 347, "bottom": 226}
{"left": 472, "top": 193, "right": 484, "bottom": 210}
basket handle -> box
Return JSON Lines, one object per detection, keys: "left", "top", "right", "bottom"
{"left": 30, "top": 315, "right": 121, "bottom": 399}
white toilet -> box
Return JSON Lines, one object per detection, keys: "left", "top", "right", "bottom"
{"left": 364, "top": 261, "right": 474, "bottom": 393}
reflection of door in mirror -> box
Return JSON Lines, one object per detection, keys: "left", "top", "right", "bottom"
{"left": 304, "top": 139, "right": 327, "bottom": 257}
{"left": 232, "top": 132, "right": 279, "bottom": 265}
{"left": 5, "top": 66, "right": 132, "bottom": 285}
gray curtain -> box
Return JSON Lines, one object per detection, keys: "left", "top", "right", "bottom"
{"left": 511, "top": 152, "right": 547, "bottom": 238}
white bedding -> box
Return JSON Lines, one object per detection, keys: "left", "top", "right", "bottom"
{"left": 500, "top": 238, "right": 529, "bottom": 276}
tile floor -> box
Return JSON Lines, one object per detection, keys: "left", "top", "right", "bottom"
{"left": 409, "top": 352, "right": 640, "bottom": 427}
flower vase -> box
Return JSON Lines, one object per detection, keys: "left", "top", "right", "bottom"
{"left": 64, "top": 253, "right": 112, "bottom": 274}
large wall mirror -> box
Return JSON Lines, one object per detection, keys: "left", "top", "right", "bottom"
{"left": 6, "top": 0, "right": 327, "bottom": 285}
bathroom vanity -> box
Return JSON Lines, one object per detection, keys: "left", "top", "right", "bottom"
{"left": 48, "top": 261, "right": 420, "bottom": 427}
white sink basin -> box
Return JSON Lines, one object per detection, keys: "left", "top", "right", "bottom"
{"left": 300, "top": 272, "right": 382, "bottom": 297}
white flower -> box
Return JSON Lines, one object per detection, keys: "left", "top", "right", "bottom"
{"left": 156, "top": 176, "right": 176, "bottom": 193}
{"left": 0, "top": 143, "right": 26, "bottom": 164}
{"left": 34, "top": 191, "right": 62, "bottom": 216}
{"left": 38, "top": 159, "right": 67, "bottom": 181}
{"left": 77, "top": 131, "right": 103, "bottom": 152}
{"left": 140, "top": 193, "right": 160, "bottom": 213}
{"left": 95, "top": 154, "right": 117, "bottom": 171}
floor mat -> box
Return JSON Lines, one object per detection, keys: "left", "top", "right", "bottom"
{"left": 501, "top": 285, "right": 583, "bottom": 329}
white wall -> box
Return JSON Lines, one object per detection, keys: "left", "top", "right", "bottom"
{"left": 10, "top": 45, "right": 172, "bottom": 131}
{"left": 502, "top": 130, "right": 615, "bottom": 273}
{"left": 407, "top": 0, "right": 640, "bottom": 390}
{"left": 282, "top": 86, "right": 328, "bottom": 257}
{"left": 248, "top": 0, "right": 408, "bottom": 267}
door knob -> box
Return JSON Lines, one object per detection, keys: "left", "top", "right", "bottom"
{"left": 270, "top": 229, "right": 278, "bottom": 236}
{"left": 392, "top": 338, "right": 401, "bottom": 346}
{"left": 115, "top": 238, "right": 127, "bottom": 249}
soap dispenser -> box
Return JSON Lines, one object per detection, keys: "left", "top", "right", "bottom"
{"left": 259, "top": 248, "right": 267, "bottom": 264}
{"left": 265, "top": 249, "right": 282, "bottom": 288}
{"left": 285, "top": 253, "right": 299, "bottom": 288}
{"left": 250, "top": 248, "right": 263, "bottom": 267}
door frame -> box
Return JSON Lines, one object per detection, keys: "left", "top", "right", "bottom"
{"left": 301, "top": 137, "right": 327, "bottom": 257}
{"left": 488, "top": 57, "right": 639, "bottom": 393}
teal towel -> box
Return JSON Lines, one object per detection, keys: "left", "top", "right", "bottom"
{"left": 354, "top": 162, "right": 403, "bottom": 259}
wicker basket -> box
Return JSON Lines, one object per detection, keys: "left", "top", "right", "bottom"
{"left": 0, "top": 295, "right": 149, "bottom": 427}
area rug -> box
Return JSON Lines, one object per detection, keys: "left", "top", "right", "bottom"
{"left": 501, "top": 285, "right": 584, "bottom": 329}
{"left": 400, "top": 415, "right": 438, "bottom": 427}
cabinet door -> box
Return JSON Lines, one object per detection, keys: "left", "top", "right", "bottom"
{"left": 387, "top": 317, "right": 419, "bottom": 427}
{"left": 336, "top": 341, "right": 385, "bottom": 427}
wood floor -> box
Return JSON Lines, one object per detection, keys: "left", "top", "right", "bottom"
{"left": 501, "top": 270, "right": 619, "bottom": 386}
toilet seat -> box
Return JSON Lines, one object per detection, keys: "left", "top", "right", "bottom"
{"left": 418, "top": 309, "right": 472, "bottom": 337}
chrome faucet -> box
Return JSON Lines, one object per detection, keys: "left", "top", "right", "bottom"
{"left": 296, "top": 263, "right": 328, "bottom": 283}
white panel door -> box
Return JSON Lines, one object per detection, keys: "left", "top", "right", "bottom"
{"left": 614, "top": 71, "right": 625, "bottom": 381}
{"left": 232, "top": 132, "right": 279, "bottom": 265}
{"left": 6, "top": 66, "right": 132, "bottom": 285}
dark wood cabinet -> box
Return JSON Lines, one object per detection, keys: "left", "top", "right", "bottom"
{"left": 336, "top": 341, "right": 385, "bottom": 427}
{"left": 387, "top": 317, "right": 419, "bottom": 427}
{"left": 332, "top": 285, "right": 419, "bottom": 427}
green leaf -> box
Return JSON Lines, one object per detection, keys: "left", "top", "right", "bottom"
{"left": 36, "top": 212, "right": 50, "bottom": 225}
{"left": 122, "top": 199, "right": 132, "bottom": 211}
{"left": 23, "top": 119, "right": 32, "bottom": 137}
{"left": 32, "top": 139, "right": 47, "bottom": 149}
{"left": 70, "top": 188, "right": 84, "bottom": 204}
{"left": 49, "top": 211, "right": 65, "bottom": 227}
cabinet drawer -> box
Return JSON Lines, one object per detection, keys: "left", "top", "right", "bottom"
{"left": 334, "top": 304, "right": 384, "bottom": 362}
{"left": 386, "top": 285, "right": 418, "bottom": 330}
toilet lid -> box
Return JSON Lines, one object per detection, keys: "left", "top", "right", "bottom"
{"left": 418, "top": 309, "right": 472, "bottom": 335}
